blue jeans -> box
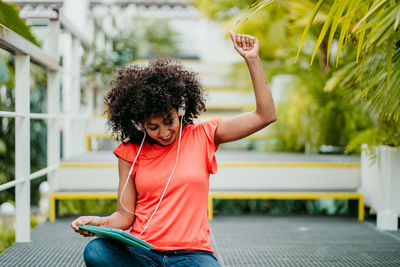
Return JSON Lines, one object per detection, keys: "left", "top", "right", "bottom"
{"left": 84, "top": 238, "right": 221, "bottom": 267}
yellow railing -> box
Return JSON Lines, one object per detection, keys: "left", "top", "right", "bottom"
{"left": 49, "top": 191, "right": 364, "bottom": 222}
{"left": 208, "top": 192, "right": 364, "bottom": 221}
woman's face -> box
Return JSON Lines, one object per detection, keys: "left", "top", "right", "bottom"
{"left": 144, "top": 110, "right": 181, "bottom": 146}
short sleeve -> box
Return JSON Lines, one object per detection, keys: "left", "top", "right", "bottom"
{"left": 113, "top": 142, "right": 139, "bottom": 177}
{"left": 200, "top": 117, "right": 221, "bottom": 174}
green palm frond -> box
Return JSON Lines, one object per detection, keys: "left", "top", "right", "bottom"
{"left": 327, "top": 47, "right": 400, "bottom": 121}
{"left": 336, "top": 0, "right": 362, "bottom": 67}
{"left": 310, "top": 0, "right": 340, "bottom": 64}
{"left": 386, "top": 33, "right": 394, "bottom": 89}
{"left": 352, "top": 0, "right": 388, "bottom": 33}
{"left": 356, "top": 18, "right": 367, "bottom": 64}
{"left": 286, "top": 0, "right": 329, "bottom": 27}
{"left": 295, "top": 0, "right": 324, "bottom": 63}
{"left": 327, "top": 0, "right": 349, "bottom": 64}
{"left": 299, "top": 0, "right": 400, "bottom": 120}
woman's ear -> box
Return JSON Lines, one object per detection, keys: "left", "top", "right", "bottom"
{"left": 178, "top": 96, "right": 186, "bottom": 117}
{"left": 132, "top": 120, "right": 144, "bottom": 131}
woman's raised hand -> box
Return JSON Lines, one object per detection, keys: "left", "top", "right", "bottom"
{"left": 70, "top": 215, "right": 104, "bottom": 237}
{"left": 229, "top": 31, "right": 259, "bottom": 60}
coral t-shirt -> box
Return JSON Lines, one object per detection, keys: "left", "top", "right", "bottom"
{"left": 113, "top": 117, "right": 220, "bottom": 252}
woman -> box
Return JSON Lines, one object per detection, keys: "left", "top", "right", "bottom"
{"left": 71, "top": 31, "right": 276, "bottom": 267}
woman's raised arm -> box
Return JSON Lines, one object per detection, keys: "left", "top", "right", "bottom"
{"left": 214, "top": 32, "right": 277, "bottom": 145}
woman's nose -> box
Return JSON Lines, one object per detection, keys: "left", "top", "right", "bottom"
{"left": 159, "top": 127, "right": 170, "bottom": 137}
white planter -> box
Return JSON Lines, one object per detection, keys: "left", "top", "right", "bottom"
{"left": 361, "top": 144, "right": 400, "bottom": 231}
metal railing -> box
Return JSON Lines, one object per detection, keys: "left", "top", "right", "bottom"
{"left": 0, "top": 16, "right": 91, "bottom": 242}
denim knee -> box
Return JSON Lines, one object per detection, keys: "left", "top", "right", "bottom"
{"left": 84, "top": 238, "right": 109, "bottom": 266}
{"left": 84, "top": 238, "right": 162, "bottom": 267}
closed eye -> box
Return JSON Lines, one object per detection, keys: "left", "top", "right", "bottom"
{"left": 145, "top": 124, "right": 158, "bottom": 131}
{"left": 164, "top": 119, "right": 173, "bottom": 125}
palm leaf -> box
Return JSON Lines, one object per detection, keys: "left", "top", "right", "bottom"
{"left": 395, "top": 8, "right": 400, "bottom": 29}
{"left": 368, "top": 5, "right": 400, "bottom": 46}
{"left": 293, "top": 0, "right": 400, "bottom": 120}
{"left": 310, "top": 0, "right": 341, "bottom": 65}
{"left": 352, "top": 0, "right": 388, "bottom": 33}
{"left": 386, "top": 31, "right": 394, "bottom": 89}
{"left": 356, "top": 18, "right": 367, "bottom": 64}
{"left": 343, "top": 51, "right": 400, "bottom": 121}
{"left": 324, "top": 62, "right": 356, "bottom": 91}
{"left": 295, "top": 0, "right": 325, "bottom": 63}
{"left": 327, "top": 0, "right": 349, "bottom": 64}
{"left": 335, "top": 0, "right": 360, "bottom": 67}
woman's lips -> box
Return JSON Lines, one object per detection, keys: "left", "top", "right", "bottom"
{"left": 160, "top": 132, "right": 173, "bottom": 143}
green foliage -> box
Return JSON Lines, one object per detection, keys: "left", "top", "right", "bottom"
{"left": 0, "top": 58, "right": 9, "bottom": 82}
{"left": 213, "top": 199, "right": 350, "bottom": 216}
{"left": 326, "top": 47, "right": 400, "bottom": 120}
{"left": 346, "top": 120, "right": 400, "bottom": 154}
{"left": 0, "top": 221, "right": 14, "bottom": 254}
{"left": 296, "top": 0, "right": 400, "bottom": 121}
{"left": 0, "top": 52, "right": 16, "bottom": 204}
{"left": 266, "top": 77, "right": 372, "bottom": 153}
{"left": 58, "top": 199, "right": 117, "bottom": 216}
{"left": 0, "top": 214, "right": 41, "bottom": 253}
{"left": 0, "top": 1, "right": 39, "bottom": 46}
{"left": 272, "top": 60, "right": 372, "bottom": 153}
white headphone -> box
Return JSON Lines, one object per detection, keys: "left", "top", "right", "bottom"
{"left": 178, "top": 96, "right": 186, "bottom": 117}
{"left": 132, "top": 121, "right": 144, "bottom": 132}
{"left": 120, "top": 97, "right": 186, "bottom": 236}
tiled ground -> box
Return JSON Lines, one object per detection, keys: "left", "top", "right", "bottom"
{"left": 1, "top": 215, "right": 399, "bottom": 266}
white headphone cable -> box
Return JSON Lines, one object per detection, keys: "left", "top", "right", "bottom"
{"left": 138, "top": 115, "right": 184, "bottom": 237}
{"left": 119, "top": 131, "right": 149, "bottom": 223}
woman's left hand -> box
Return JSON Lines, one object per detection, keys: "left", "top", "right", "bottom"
{"left": 229, "top": 31, "right": 259, "bottom": 60}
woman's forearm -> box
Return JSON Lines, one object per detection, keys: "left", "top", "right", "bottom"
{"left": 101, "top": 210, "right": 134, "bottom": 230}
{"left": 245, "top": 56, "right": 277, "bottom": 124}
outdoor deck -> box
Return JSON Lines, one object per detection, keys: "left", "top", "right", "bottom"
{"left": 1, "top": 215, "right": 399, "bottom": 266}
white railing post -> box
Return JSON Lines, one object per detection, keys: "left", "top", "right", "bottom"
{"left": 71, "top": 36, "right": 83, "bottom": 155}
{"left": 47, "top": 20, "right": 61, "bottom": 193}
{"left": 95, "top": 27, "right": 106, "bottom": 51}
{"left": 62, "top": 32, "right": 72, "bottom": 159}
{"left": 15, "top": 55, "right": 31, "bottom": 242}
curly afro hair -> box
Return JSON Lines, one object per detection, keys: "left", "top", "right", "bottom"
{"left": 105, "top": 57, "right": 207, "bottom": 145}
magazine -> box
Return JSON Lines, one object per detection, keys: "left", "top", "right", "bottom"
{"left": 78, "top": 225, "right": 154, "bottom": 251}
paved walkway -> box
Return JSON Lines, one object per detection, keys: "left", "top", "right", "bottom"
{"left": 0, "top": 216, "right": 399, "bottom": 266}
